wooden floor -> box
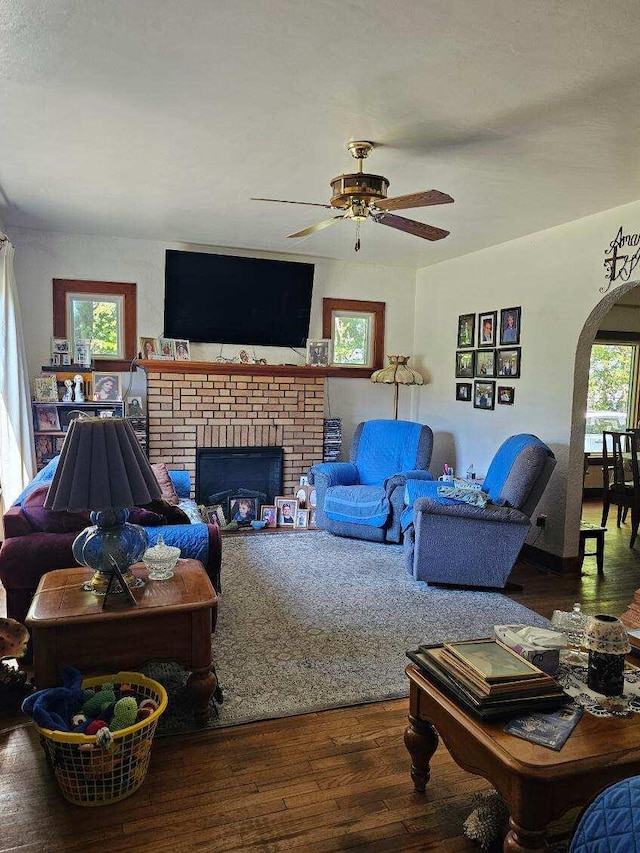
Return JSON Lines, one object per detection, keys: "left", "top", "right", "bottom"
{"left": 2, "top": 501, "right": 640, "bottom": 853}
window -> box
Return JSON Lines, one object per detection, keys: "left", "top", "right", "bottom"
{"left": 322, "top": 298, "right": 385, "bottom": 370}
{"left": 585, "top": 342, "right": 637, "bottom": 452}
{"left": 53, "top": 280, "right": 136, "bottom": 362}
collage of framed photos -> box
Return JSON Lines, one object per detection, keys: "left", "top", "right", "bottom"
{"left": 50, "top": 337, "right": 91, "bottom": 367}
{"left": 201, "top": 478, "right": 318, "bottom": 531}
{"left": 455, "top": 307, "right": 521, "bottom": 410}
{"left": 140, "top": 337, "right": 191, "bottom": 361}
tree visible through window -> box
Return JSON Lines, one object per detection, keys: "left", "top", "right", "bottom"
{"left": 585, "top": 343, "right": 636, "bottom": 451}
{"left": 322, "top": 298, "right": 385, "bottom": 370}
{"left": 71, "top": 297, "right": 120, "bottom": 356}
{"left": 333, "top": 314, "right": 370, "bottom": 365}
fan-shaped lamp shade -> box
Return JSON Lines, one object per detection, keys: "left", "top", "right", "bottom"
{"left": 44, "top": 418, "right": 163, "bottom": 597}
{"left": 45, "top": 417, "right": 161, "bottom": 512}
{"left": 370, "top": 355, "right": 424, "bottom": 419}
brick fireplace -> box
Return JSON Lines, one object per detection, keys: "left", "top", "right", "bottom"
{"left": 144, "top": 364, "right": 326, "bottom": 497}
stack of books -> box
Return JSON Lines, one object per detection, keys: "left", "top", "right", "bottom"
{"left": 323, "top": 418, "right": 342, "bottom": 462}
{"left": 407, "top": 638, "right": 566, "bottom": 720}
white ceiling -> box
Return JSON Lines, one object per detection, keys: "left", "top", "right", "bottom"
{"left": 2, "top": 0, "right": 640, "bottom": 268}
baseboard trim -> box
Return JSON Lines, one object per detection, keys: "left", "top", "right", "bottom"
{"left": 520, "top": 543, "right": 581, "bottom": 574}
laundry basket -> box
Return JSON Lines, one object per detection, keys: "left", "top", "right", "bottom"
{"left": 34, "top": 671, "right": 167, "bottom": 806}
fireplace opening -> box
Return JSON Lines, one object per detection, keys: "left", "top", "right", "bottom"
{"left": 196, "top": 446, "right": 283, "bottom": 506}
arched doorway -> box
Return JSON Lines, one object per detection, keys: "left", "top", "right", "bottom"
{"left": 567, "top": 279, "right": 640, "bottom": 557}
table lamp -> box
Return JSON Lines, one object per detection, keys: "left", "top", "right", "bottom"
{"left": 44, "top": 417, "right": 162, "bottom": 597}
{"left": 370, "top": 355, "right": 424, "bottom": 419}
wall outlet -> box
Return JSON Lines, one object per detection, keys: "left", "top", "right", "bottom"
{"left": 536, "top": 514, "right": 548, "bottom": 529}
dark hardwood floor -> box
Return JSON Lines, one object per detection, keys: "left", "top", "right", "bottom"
{"left": 2, "top": 501, "right": 639, "bottom": 852}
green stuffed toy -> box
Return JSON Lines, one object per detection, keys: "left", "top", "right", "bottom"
{"left": 81, "top": 683, "right": 116, "bottom": 718}
{"left": 109, "top": 696, "right": 138, "bottom": 732}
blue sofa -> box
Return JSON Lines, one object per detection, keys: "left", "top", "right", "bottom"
{"left": 402, "top": 434, "right": 556, "bottom": 587}
{"left": 0, "top": 456, "right": 221, "bottom": 624}
{"left": 309, "top": 419, "right": 434, "bottom": 543}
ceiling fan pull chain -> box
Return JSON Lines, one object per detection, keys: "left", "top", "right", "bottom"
{"left": 355, "top": 220, "right": 361, "bottom": 252}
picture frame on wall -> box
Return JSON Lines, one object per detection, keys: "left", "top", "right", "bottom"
{"left": 475, "top": 350, "right": 496, "bottom": 378}
{"left": 456, "top": 382, "right": 472, "bottom": 402}
{"left": 498, "top": 386, "right": 515, "bottom": 405}
{"left": 457, "top": 313, "right": 475, "bottom": 349}
{"left": 478, "top": 311, "right": 497, "bottom": 348}
{"left": 455, "top": 350, "right": 474, "bottom": 378}
{"left": 473, "top": 380, "right": 496, "bottom": 411}
{"left": 497, "top": 347, "right": 521, "bottom": 378}
{"left": 500, "top": 307, "right": 521, "bottom": 346}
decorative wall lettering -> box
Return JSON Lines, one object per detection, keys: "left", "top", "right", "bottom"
{"left": 602, "top": 227, "right": 640, "bottom": 292}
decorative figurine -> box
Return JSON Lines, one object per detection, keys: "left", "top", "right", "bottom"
{"left": 63, "top": 378, "right": 73, "bottom": 402}
{"left": 73, "top": 374, "right": 85, "bottom": 403}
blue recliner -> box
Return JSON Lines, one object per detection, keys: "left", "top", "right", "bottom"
{"left": 403, "top": 434, "right": 556, "bottom": 587}
{"left": 570, "top": 776, "right": 640, "bottom": 852}
{"left": 309, "top": 420, "right": 433, "bottom": 544}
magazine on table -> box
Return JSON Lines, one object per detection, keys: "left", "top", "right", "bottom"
{"left": 503, "top": 705, "right": 584, "bottom": 751}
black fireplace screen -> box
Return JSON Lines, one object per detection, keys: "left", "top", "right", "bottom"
{"left": 196, "top": 446, "right": 283, "bottom": 507}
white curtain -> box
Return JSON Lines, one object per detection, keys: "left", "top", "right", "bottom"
{"left": 0, "top": 238, "right": 35, "bottom": 527}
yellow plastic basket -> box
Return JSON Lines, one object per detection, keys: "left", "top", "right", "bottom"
{"left": 34, "top": 671, "right": 168, "bottom": 806}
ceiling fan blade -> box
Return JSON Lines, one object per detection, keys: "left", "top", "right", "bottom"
{"left": 251, "top": 197, "right": 333, "bottom": 209}
{"left": 373, "top": 212, "right": 450, "bottom": 241}
{"left": 286, "top": 216, "right": 345, "bottom": 239}
{"left": 374, "top": 190, "right": 454, "bottom": 212}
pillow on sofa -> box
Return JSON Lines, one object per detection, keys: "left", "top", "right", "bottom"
{"left": 23, "top": 485, "right": 167, "bottom": 532}
{"left": 142, "top": 499, "right": 191, "bottom": 525}
{"left": 151, "top": 462, "right": 180, "bottom": 505}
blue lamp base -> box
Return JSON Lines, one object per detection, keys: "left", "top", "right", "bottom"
{"left": 73, "top": 509, "right": 149, "bottom": 595}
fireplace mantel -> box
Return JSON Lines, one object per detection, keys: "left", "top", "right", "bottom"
{"left": 139, "top": 359, "right": 372, "bottom": 379}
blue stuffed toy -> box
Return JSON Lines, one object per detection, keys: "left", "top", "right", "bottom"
{"left": 21, "top": 666, "right": 84, "bottom": 732}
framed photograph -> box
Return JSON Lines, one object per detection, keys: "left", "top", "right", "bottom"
{"left": 52, "top": 353, "right": 61, "bottom": 366}
{"left": 473, "top": 380, "right": 495, "bottom": 411}
{"left": 299, "top": 475, "right": 309, "bottom": 487}
{"left": 51, "top": 337, "right": 70, "bottom": 355}
{"left": 306, "top": 339, "right": 331, "bottom": 367}
{"left": 229, "top": 495, "right": 257, "bottom": 525}
{"left": 35, "top": 404, "right": 61, "bottom": 432}
{"left": 496, "top": 347, "right": 521, "bottom": 378}
{"left": 61, "top": 354, "right": 71, "bottom": 366}
{"left": 206, "top": 510, "right": 220, "bottom": 526}
{"left": 500, "top": 307, "right": 521, "bottom": 346}
{"left": 158, "top": 338, "right": 176, "bottom": 359}
{"left": 33, "top": 376, "right": 59, "bottom": 402}
{"left": 211, "top": 504, "right": 227, "bottom": 527}
{"left": 477, "top": 311, "right": 497, "bottom": 348}
{"left": 497, "top": 386, "right": 515, "bottom": 405}
{"left": 74, "top": 339, "right": 91, "bottom": 367}
{"left": 93, "top": 372, "right": 122, "bottom": 401}
{"left": 295, "top": 508, "right": 309, "bottom": 529}
{"left": 275, "top": 496, "right": 299, "bottom": 526}
{"left": 457, "top": 313, "right": 475, "bottom": 349}
{"left": 140, "top": 337, "right": 159, "bottom": 359}
{"left": 260, "top": 504, "right": 277, "bottom": 528}
{"left": 174, "top": 339, "right": 191, "bottom": 361}
{"left": 475, "top": 349, "right": 496, "bottom": 378}
{"left": 456, "top": 382, "right": 472, "bottom": 402}
{"left": 445, "top": 638, "right": 542, "bottom": 682}
{"left": 309, "top": 508, "right": 318, "bottom": 528}
{"left": 126, "top": 396, "right": 145, "bottom": 417}
{"left": 455, "top": 350, "right": 474, "bottom": 379}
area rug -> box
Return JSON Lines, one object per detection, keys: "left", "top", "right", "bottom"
{"left": 146, "top": 531, "right": 549, "bottom": 734}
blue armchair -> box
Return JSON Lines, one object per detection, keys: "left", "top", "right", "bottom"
{"left": 403, "top": 434, "right": 556, "bottom": 587}
{"left": 309, "top": 419, "right": 433, "bottom": 543}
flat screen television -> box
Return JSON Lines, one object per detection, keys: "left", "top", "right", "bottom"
{"left": 164, "top": 250, "right": 314, "bottom": 347}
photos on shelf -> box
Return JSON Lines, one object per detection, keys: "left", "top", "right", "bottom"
{"left": 307, "top": 339, "right": 331, "bottom": 367}
{"left": 93, "top": 372, "right": 122, "bottom": 401}
{"left": 34, "top": 404, "right": 61, "bottom": 432}
{"left": 50, "top": 337, "right": 92, "bottom": 367}
{"left": 139, "top": 336, "right": 191, "bottom": 361}
{"left": 33, "top": 376, "right": 59, "bottom": 402}
{"left": 260, "top": 505, "right": 277, "bottom": 527}
{"left": 456, "top": 307, "right": 522, "bottom": 406}
{"left": 275, "top": 496, "right": 299, "bottom": 526}
{"left": 230, "top": 496, "right": 257, "bottom": 526}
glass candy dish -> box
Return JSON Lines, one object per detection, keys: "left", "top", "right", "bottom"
{"left": 142, "top": 535, "right": 180, "bottom": 580}
{"left": 551, "top": 602, "right": 588, "bottom": 649}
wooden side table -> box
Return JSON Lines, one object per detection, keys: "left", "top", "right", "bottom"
{"left": 404, "top": 664, "right": 640, "bottom": 852}
{"left": 26, "top": 559, "right": 217, "bottom": 726}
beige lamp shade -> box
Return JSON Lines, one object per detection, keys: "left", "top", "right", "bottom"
{"left": 370, "top": 355, "right": 424, "bottom": 419}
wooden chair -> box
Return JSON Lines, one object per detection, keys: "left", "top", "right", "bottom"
{"left": 580, "top": 452, "right": 606, "bottom": 575}
{"left": 601, "top": 430, "right": 640, "bottom": 548}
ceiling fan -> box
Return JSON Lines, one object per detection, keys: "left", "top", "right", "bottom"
{"left": 252, "top": 141, "right": 454, "bottom": 251}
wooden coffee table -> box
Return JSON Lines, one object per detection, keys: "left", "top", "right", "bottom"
{"left": 404, "top": 664, "right": 640, "bottom": 852}
{"left": 26, "top": 559, "right": 218, "bottom": 726}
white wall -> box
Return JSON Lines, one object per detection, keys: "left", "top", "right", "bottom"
{"left": 413, "top": 199, "right": 640, "bottom": 557}
{"left": 8, "top": 226, "right": 416, "bottom": 453}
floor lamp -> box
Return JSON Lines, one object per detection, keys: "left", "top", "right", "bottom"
{"left": 370, "top": 355, "right": 424, "bottom": 419}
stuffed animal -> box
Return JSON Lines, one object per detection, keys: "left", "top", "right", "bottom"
{"left": 109, "top": 696, "right": 138, "bottom": 732}
{"left": 81, "top": 683, "right": 116, "bottom": 718}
